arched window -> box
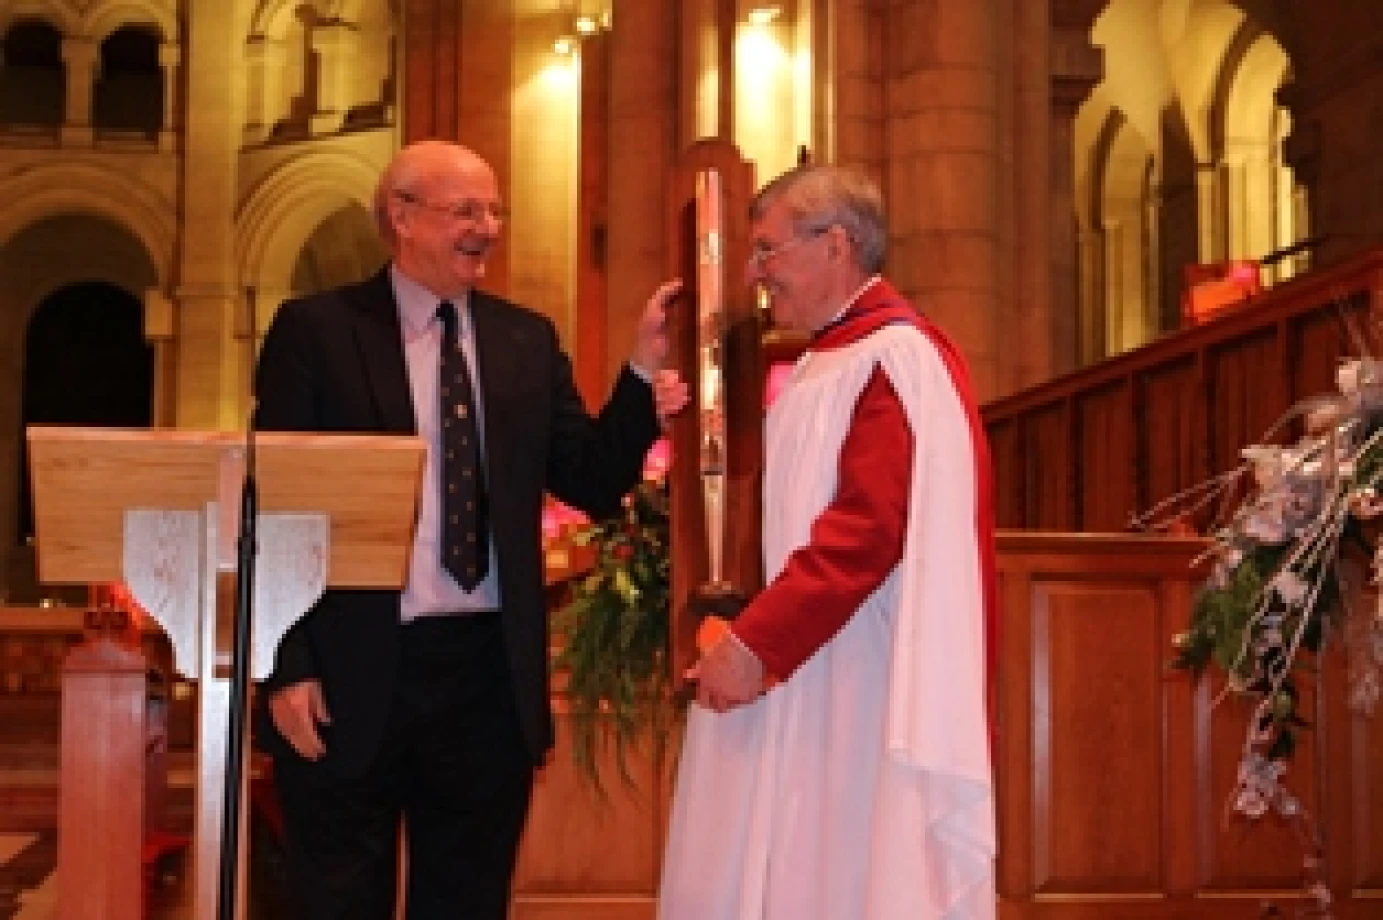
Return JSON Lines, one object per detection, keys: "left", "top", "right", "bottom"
{"left": 93, "top": 25, "right": 162, "bottom": 137}
{"left": 0, "top": 19, "right": 64, "bottom": 128}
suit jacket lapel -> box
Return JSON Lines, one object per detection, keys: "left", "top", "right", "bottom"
{"left": 347, "top": 268, "right": 417, "bottom": 434}
{"left": 468, "top": 290, "right": 526, "bottom": 480}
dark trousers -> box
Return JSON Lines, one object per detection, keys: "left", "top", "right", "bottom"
{"left": 274, "top": 613, "right": 535, "bottom": 920}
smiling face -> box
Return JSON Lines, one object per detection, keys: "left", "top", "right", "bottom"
{"left": 746, "top": 197, "right": 839, "bottom": 333}
{"left": 384, "top": 143, "right": 504, "bottom": 299}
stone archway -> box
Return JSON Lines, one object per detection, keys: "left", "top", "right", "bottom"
{"left": 290, "top": 202, "right": 388, "bottom": 295}
{"left": 0, "top": 214, "right": 158, "bottom": 602}
{"left": 236, "top": 146, "right": 385, "bottom": 330}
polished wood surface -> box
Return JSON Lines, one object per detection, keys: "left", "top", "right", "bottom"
{"left": 10, "top": 533, "right": 1383, "bottom": 917}
{"left": 516, "top": 532, "right": 1383, "bottom": 918}
{"left": 995, "top": 532, "right": 1383, "bottom": 918}
{"left": 25, "top": 427, "right": 424, "bottom": 590}
{"left": 57, "top": 629, "right": 146, "bottom": 920}
{"left": 984, "top": 247, "right": 1383, "bottom": 531}
{"left": 665, "top": 141, "right": 761, "bottom": 684}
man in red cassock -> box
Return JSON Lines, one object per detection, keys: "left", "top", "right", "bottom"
{"left": 657, "top": 164, "right": 999, "bottom": 920}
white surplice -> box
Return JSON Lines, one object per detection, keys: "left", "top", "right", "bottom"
{"left": 657, "top": 323, "right": 996, "bottom": 920}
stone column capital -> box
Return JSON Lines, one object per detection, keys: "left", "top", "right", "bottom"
{"left": 244, "top": 36, "right": 287, "bottom": 65}
{"left": 143, "top": 289, "right": 176, "bottom": 342}
{"left": 60, "top": 37, "right": 99, "bottom": 68}
{"left": 311, "top": 21, "right": 358, "bottom": 53}
{"left": 1050, "top": 29, "right": 1103, "bottom": 116}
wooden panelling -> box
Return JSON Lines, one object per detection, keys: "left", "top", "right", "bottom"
{"left": 988, "top": 419, "right": 1025, "bottom": 526}
{"left": 1023, "top": 404, "right": 1073, "bottom": 530}
{"left": 1138, "top": 357, "right": 1200, "bottom": 519}
{"left": 20, "top": 528, "right": 1383, "bottom": 918}
{"left": 512, "top": 713, "right": 669, "bottom": 919}
{"left": 1032, "top": 580, "right": 1163, "bottom": 892}
{"left": 985, "top": 248, "right": 1383, "bottom": 530}
{"left": 997, "top": 533, "right": 1383, "bottom": 919}
{"left": 1071, "top": 383, "right": 1136, "bottom": 530}
{"left": 1204, "top": 331, "right": 1281, "bottom": 476}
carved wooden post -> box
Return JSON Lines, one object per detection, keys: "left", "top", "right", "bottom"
{"left": 58, "top": 606, "right": 146, "bottom": 920}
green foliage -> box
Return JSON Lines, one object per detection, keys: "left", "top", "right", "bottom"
{"left": 1174, "top": 539, "right": 1331, "bottom": 767}
{"left": 552, "top": 479, "right": 681, "bottom": 793}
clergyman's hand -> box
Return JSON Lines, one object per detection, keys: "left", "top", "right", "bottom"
{"left": 652, "top": 369, "right": 690, "bottom": 427}
{"left": 269, "top": 679, "right": 331, "bottom": 760}
{"left": 630, "top": 279, "right": 682, "bottom": 375}
{"left": 686, "top": 629, "right": 766, "bottom": 713}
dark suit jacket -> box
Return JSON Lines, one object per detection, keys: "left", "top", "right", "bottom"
{"left": 253, "top": 268, "right": 659, "bottom": 776}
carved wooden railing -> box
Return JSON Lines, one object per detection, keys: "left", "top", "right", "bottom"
{"left": 984, "top": 247, "right": 1383, "bottom": 531}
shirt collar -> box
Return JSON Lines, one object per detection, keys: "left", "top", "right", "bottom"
{"left": 390, "top": 264, "right": 471, "bottom": 337}
{"left": 811, "top": 275, "right": 883, "bottom": 337}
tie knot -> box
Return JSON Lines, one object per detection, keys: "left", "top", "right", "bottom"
{"left": 436, "top": 300, "right": 458, "bottom": 346}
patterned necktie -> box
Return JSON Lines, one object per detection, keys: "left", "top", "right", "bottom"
{"left": 437, "top": 300, "right": 489, "bottom": 591}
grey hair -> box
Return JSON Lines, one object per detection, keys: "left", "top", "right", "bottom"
{"left": 749, "top": 165, "right": 887, "bottom": 274}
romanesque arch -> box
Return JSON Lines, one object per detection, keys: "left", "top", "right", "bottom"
{"left": 0, "top": 161, "right": 174, "bottom": 279}
{"left": 235, "top": 147, "right": 386, "bottom": 325}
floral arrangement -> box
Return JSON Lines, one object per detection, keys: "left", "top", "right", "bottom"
{"left": 551, "top": 440, "right": 678, "bottom": 791}
{"left": 1141, "top": 358, "right": 1383, "bottom": 917}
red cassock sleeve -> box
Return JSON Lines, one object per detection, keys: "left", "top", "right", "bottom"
{"left": 730, "top": 365, "right": 914, "bottom": 680}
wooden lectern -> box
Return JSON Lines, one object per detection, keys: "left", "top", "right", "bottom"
{"left": 26, "top": 426, "right": 424, "bottom": 920}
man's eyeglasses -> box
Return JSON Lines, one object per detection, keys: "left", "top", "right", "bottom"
{"left": 394, "top": 191, "right": 509, "bottom": 226}
{"left": 747, "top": 227, "right": 828, "bottom": 268}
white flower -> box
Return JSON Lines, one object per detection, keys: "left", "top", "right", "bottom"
{"left": 1241, "top": 445, "right": 1288, "bottom": 489}
{"left": 1337, "top": 358, "right": 1383, "bottom": 395}
{"left": 1271, "top": 570, "right": 1309, "bottom": 607}
{"left": 1305, "top": 401, "right": 1343, "bottom": 434}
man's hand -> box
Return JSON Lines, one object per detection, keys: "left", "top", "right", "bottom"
{"left": 269, "top": 679, "right": 331, "bottom": 760}
{"left": 630, "top": 279, "right": 682, "bottom": 375}
{"left": 687, "top": 629, "right": 767, "bottom": 713}
{"left": 652, "top": 369, "right": 690, "bottom": 427}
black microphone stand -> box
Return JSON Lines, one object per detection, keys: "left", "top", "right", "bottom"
{"left": 218, "top": 292, "right": 260, "bottom": 920}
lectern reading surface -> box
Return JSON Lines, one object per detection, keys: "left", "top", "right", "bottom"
{"left": 26, "top": 425, "right": 424, "bottom": 920}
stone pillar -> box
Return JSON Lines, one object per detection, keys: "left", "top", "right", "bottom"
{"left": 1281, "top": 13, "right": 1383, "bottom": 264}
{"left": 143, "top": 288, "right": 176, "bottom": 428}
{"left": 0, "top": 315, "right": 22, "bottom": 601}
{"left": 1076, "top": 224, "right": 1104, "bottom": 364}
{"left": 1101, "top": 218, "right": 1125, "bottom": 353}
{"left": 174, "top": 2, "right": 243, "bottom": 430}
{"left": 833, "top": 0, "right": 884, "bottom": 175}
{"left": 460, "top": 2, "right": 515, "bottom": 293}
{"left": 1222, "top": 139, "right": 1276, "bottom": 262}
{"left": 604, "top": 0, "right": 676, "bottom": 381}
{"left": 60, "top": 37, "right": 98, "bottom": 146}
{"left": 310, "top": 22, "right": 357, "bottom": 135}
{"left": 509, "top": 5, "right": 578, "bottom": 338}
{"left": 1047, "top": 27, "right": 1102, "bottom": 375}
{"left": 883, "top": 0, "right": 1000, "bottom": 396}
{"left": 677, "top": 0, "right": 719, "bottom": 147}
{"left": 158, "top": 43, "right": 180, "bottom": 151}
{"left": 1194, "top": 162, "right": 1222, "bottom": 262}
{"left": 243, "top": 37, "right": 286, "bottom": 145}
